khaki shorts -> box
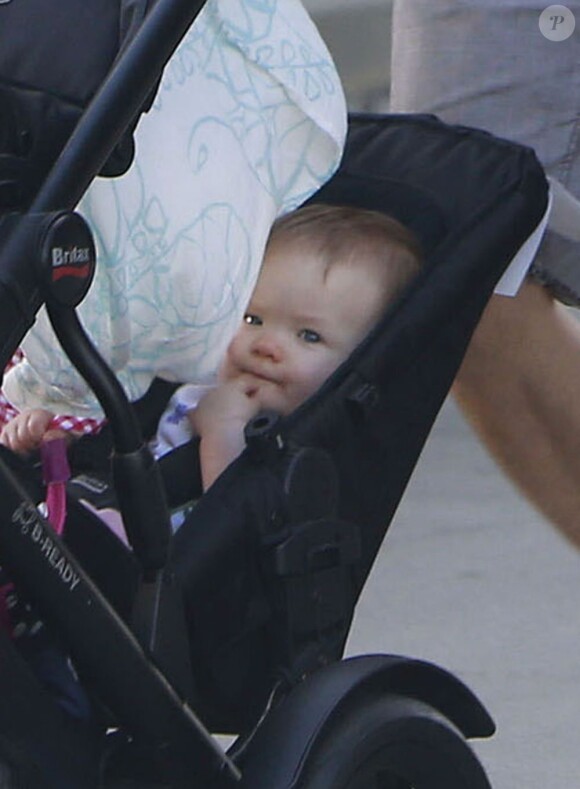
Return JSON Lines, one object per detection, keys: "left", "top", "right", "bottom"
{"left": 390, "top": 0, "right": 580, "bottom": 304}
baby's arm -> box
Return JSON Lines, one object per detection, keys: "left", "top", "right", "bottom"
{"left": 0, "top": 408, "right": 70, "bottom": 455}
{"left": 189, "top": 376, "right": 273, "bottom": 490}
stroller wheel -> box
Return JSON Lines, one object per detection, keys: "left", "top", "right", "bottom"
{"left": 297, "top": 693, "right": 491, "bottom": 789}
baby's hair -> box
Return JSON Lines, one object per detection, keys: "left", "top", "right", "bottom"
{"left": 267, "top": 203, "right": 423, "bottom": 304}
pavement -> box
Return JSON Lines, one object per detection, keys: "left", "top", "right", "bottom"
{"left": 345, "top": 397, "right": 580, "bottom": 789}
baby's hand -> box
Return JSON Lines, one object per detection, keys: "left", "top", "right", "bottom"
{"left": 0, "top": 408, "right": 59, "bottom": 455}
{"left": 190, "top": 375, "right": 274, "bottom": 438}
{"left": 190, "top": 375, "right": 278, "bottom": 490}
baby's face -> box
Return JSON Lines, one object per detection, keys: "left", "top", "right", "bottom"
{"left": 221, "top": 243, "right": 387, "bottom": 415}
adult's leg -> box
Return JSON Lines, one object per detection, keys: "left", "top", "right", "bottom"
{"left": 454, "top": 280, "right": 580, "bottom": 546}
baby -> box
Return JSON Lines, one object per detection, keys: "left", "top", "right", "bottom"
{"left": 0, "top": 204, "right": 422, "bottom": 490}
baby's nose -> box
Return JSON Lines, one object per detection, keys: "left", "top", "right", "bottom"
{"left": 252, "top": 333, "right": 283, "bottom": 362}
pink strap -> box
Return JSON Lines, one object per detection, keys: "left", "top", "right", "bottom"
{"left": 44, "top": 483, "right": 67, "bottom": 536}
{"left": 40, "top": 438, "right": 71, "bottom": 536}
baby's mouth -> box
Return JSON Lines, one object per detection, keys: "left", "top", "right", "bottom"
{"left": 242, "top": 368, "right": 280, "bottom": 386}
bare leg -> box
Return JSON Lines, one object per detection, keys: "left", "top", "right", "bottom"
{"left": 454, "top": 279, "right": 580, "bottom": 547}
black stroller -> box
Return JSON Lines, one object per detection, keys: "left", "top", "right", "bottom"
{"left": 0, "top": 1, "right": 549, "bottom": 787}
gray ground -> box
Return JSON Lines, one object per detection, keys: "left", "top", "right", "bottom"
{"left": 301, "top": 4, "right": 580, "bottom": 786}
{"left": 346, "top": 398, "right": 580, "bottom": 788}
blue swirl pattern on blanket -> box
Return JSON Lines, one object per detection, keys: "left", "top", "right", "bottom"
{"left": 5, "top": 0, "right": 346, "bottom": 417}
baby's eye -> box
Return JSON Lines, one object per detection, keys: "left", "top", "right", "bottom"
{"left": 298, "top": 328, "right": 322, "bottom": 344}
{"left": 244, "top": 313, "right": 262, "bottom": 326}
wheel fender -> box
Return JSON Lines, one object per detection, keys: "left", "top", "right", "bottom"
{"left": 235, "top": 653, "right": 494, "bottom": 788}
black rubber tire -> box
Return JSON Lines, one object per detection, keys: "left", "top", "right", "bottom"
{"left": 296, "top": 693, "right": 492, "bottom": 789}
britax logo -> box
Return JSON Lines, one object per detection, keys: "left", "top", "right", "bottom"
{"left": 51, "top": 246, "right": 91, "bottom": 280}
{"left": 52, "top": 246, "right": 90, "bottom": 266}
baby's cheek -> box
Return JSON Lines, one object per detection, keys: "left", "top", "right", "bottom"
{"left": 303, "top": 360, "right": 334, "bottom": 394}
